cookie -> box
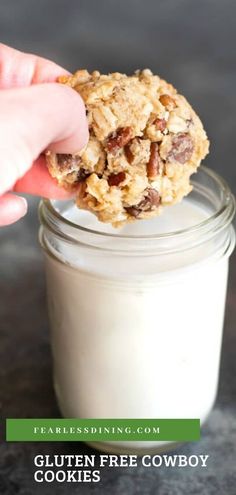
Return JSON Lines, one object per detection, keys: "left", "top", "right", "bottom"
{"left": 46, "top": 69, "right": 209, "bottom": 227}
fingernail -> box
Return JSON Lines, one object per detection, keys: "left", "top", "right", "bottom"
{"left": 18, "top": 196, "right": 28, "bottom": 215}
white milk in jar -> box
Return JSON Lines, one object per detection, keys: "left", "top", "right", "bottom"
{"left": 39, "top": 166, "right": 235, "bottom": 453}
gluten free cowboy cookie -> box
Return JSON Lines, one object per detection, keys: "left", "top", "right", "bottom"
{"left": 46, "top": 69, "right": 209, "bottom": 227}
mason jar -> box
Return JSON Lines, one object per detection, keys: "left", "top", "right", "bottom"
{"left": 39, "top": 166, "right": 235, "bottom": 454}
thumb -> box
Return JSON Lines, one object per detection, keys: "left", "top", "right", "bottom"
{"left": 0, "top": 83, "right": 88, "bottom": 195}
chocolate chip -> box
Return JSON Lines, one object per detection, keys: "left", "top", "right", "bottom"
{"left": 125, "top": 187, "right": 161, "bottom": 217}
{"left": 77, "top": 168, "right": 90, "bottom": 181}
{"left": 138, "top": 188, "right": 161, "bottom": 210}
{"left": 107, "top": 127, "right": 133, "bottom": 154}
{"left": 186, "top": 118, "right": 193, "bottom": 129}
{"left": 167, "top": 133, "right": 194, "bottom": 164}
{"left": 125, "top": 206, "right": 140, "bottom": 218}
{"left": 57, "top": 154, "right": 81, "bottom": 172}
{"left": 108, "top": 171, "right": 126, "bottom": 186}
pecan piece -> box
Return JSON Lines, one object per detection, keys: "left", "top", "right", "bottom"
{"left": 153, "top": 118, "right": 167, "bottom": 132}
{"left": 108, "top": 171, "right": 126, "bottom": 186}
{"left": 125, "top": 188, "right": 161, "bottom": 217}
{"left": 78, "top": 180, "right": 88, "bottom": 200}
{"left": 124, "top": 144, "right": 134, "bottom": 163}
{"left": 107, "top": 127, "right": 133, "bottom": 154}
{"left": 167, "top": 133, "right": 194, "bottom": 164}
{"left": 146, "top": 143, "right": 163, "bottom": 179}
{"left": 159, "top": 94, "right": 176, "bottom": 110}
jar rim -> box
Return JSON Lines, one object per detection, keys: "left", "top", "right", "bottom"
{"left": 40, "top": 166, "right": 235, "bottom": 243}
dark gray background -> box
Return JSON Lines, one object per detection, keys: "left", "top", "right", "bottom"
{"left": 0, "top": 1, "right": 236, "bottom": 494}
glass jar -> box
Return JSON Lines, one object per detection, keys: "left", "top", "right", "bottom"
{"left": 39, "top": 166, "right": 235, "bottom": 454}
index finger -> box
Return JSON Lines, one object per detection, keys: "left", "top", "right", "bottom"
{"left": 0, "top": 43, "right": 70, "bottom": 89}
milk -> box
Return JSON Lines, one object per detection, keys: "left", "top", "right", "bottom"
{"left": 42, "top": 198, "right": 231, "bottom": 452}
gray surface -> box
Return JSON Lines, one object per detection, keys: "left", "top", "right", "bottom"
{"left": 0, "top": 0, "right": 236, "bottom": 493}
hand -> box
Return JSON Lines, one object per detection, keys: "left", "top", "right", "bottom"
{"left": 0, "top": 44, "right": 88, "bottom": 226}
